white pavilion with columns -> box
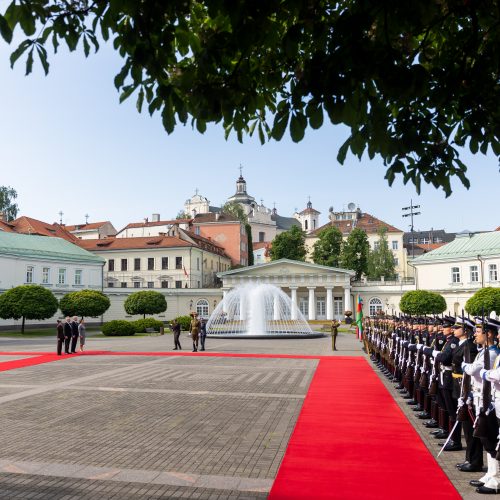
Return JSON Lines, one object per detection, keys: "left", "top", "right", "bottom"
{"left": 218, "top": 259, "right": 354, "bottom": 321}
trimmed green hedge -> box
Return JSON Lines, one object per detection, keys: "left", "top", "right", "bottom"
{"left": 102, "top": 320, "right": 136, "bottom": 336}
{"left": 132, "top": 318, "right": 164, "bottom": 333}
{"left": 175, "top": 315, "right": 191, "bottom": 331}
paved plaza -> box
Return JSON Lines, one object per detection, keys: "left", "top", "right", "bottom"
{"left": 0, "top": 330, "right": 480, "bottom": 498}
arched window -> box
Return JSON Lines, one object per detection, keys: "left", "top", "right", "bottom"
{"left": 305, "top": 220, "right": 308, "bottom": 230}
{"left": 369, "top": 297, "right": 383, "bottom": 316}
{"left": 196, "top": 299, "right": 209, "bottom": 318}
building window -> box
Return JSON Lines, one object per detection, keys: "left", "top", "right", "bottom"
{"left": 74, "top": 269, "right": 83, "bottom": 285}
{"left": 195, "top": 226, "right": 200, "bottom": 235}
{"left": 333, "top": 297, "right": 343, "bottom": 316}
{"left": 316, "top": 297, "right": 326, "bottom": 318}
{"left": 196, "top": 299, "right": 209, "bottom": 318}
{"left": 259, "top": 232, "right": 265, "bottom": 242}
{"left": 162, "top": 257, "right": 168, "bottom": 270}
{"left": 420, "top": 237, "right": 430, "bottom": 244}
{"left": 175, "top": 280, "right": 182, "bottom": 289}
{"left": 147, "top": 258, "right": 154, "bottom": 270}
{"left": 451, "top": 267, "right": 461, "bottom": 283}
{"left": 121, "top": 282, "right": 127, "bottom": 288}
{"left": 470, "top": 265, "right": 479, "bottom": 283}
{"left": 433, "top": 237, "right": 443, "bottom": 243}
{"left": 134, "top": 258, "right": 141, "bottom": 271}
{"left": 299, "top": 298, "right": 308, "bottom": 317}
{"left": 161, "top": 281, "right": 169, "bottom": 288}
{"left": 42, "top": 267, "right": 50, "bottom": 284}
{"left": 394, "top": 257, "right": 399, "bottom": 266}
{"left": 197, "top": 258, "right": 200, "bottom": 271}
{"left": 373, "top": 242, "right": 380, "bottom": 250}
{"left": 198, "top": 281, "right": 201, "bottom": 288}
{"left": 369, "top": 297, "right": 383, "bottom": 316}
{"left": 147, "top": 281, "right": 154, "bottom": 288}
{"left": 121, "top": 259, "right": 128, "bottom": 271}
{"left": 26, "top": 265, "right": 34, "bottom": 283}
{"left": 134, "top": 282, "right": 140, "bottom": 288}
{"left": 108, "top": 282, "right": 115, "bottom": 288}
{"left": 58, "top": 268, "right": 66, "bottom": 284}
{"left": 489, "top": 264, "right": 498, "bottom": 282}
{"left": 305, "top": 220, "right": 308, "bottom": 230}
{"left": 392, "top": 241, "right": 398, "bottom": 250}
{"left": 108, "top": 259, "right": 114, "bottom": 271}
{"left": 175, "top": 257, "right": 182, "bottom": 269}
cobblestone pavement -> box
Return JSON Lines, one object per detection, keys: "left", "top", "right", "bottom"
{"left": 0, "top": 332, "right": 482, "bottom": 499}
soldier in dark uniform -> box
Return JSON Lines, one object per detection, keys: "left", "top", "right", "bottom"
{"left": 451, "top": 317, "right": 481, "bottom": 470}
{"left": 70, "top": 316, "right": 79, "bottom": 354}
{"left": 56, "top": 320, "right": 64, "bottom": 355}
{"left": 171, "top": 319, "right": 182, "bottom": 350}
{"left": 63, "top": 316, "right": 72, "bottom": 354}
{"left": 434, "top": 316, "right": 461, "bottom": 448}
{"left": 200, "top": 318, "right": 207, "bottom": 351}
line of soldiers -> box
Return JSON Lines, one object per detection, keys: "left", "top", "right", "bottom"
{"left": 366, "top": 313, "right": 500, "bottom": 495}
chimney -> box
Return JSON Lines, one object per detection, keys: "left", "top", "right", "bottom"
{"left": 152, "top": 213, "right": 160, "bottom": 222}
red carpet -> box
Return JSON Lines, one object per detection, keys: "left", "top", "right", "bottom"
{"left": 0, "top": 353, "right": 66, "bottom": 372}
{"left": 268, "top": 358, "right": 461, "bottom": 500}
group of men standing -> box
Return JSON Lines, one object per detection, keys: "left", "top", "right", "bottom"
{"left": 367, "top": 313, "right": 500, "bottom": 495}
{"left": 56, "top": 316, "right": 85, "bottom": 355}
{"left": 170, "top": 313, "right": 208, "bottom": 352}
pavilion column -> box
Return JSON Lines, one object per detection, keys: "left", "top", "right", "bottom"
{"left": 308, "top": 287, "right": 316, "bottom": 321}
{"left": 326, "top": 287, "right": 334, "bottom": 320}
{"left": 290, "top": 287, "right": 298, "bottom": 320}
{"left": 344, "top": 285, "right": 352, "bottom": 314}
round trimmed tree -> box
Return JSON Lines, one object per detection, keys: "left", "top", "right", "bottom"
{"left": 124, "top": 291, "right": 167, "bottom": 319}
{"left": 59, "top": 290, "right": 110, "bottom": 319}
{"left": 465, "top": 287, "right": 500, "bottom": 316}
{"left": 0, "top": 285, "right": 58, "bottom": 333}
{"left": 399, "top": 290, "right": 447, "bottom": 316}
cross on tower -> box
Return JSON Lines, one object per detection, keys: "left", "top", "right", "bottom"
{"left": 239, "top": 164, "right": 243, "bottom": 177}
{"left": 58, "top": 211, "right": 64, "bottom": 224}
{"left": 195, "top": 188, "right": 199, "bottom": 196}
{"left": 85, "top": 213, "right": 89, "bottom": 224}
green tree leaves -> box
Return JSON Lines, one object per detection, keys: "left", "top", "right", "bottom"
{"left": 0, "top": 185, "right": 19, "bottom": 221}
{"left": 367, "top": 227, "right": 397, "bottom": 280}
{"left": 399, "top": 290, "right": 447, "bottom": 315}
{"left": 312, "top": 227, "right": 343, "bottom": 267}
{"left": 0, "top": 285, "right": 58, "bottom": 333}
{"left": 3, "top": 1, "right": 500, "bottom": 193}
{"left": 59, "top": 290, "right": 110, "bottom": 318}
{"left": 339, "top": 228, "right": 370, "bottom": 280}
{"left": 124, "top": 291, "right": 167, "bottom": 319}
{"left": 465, "top": 288, "right": 500, "bottom": 317}
{"left": 269, "top": 225, "right": 307, "bottom": 262}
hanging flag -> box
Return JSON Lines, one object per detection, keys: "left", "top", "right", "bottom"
{"left": 183, "top": 265, "right": 189, "bottom": 278}
{"left": 355, "top": 295, "right": 363, "bottom": 341}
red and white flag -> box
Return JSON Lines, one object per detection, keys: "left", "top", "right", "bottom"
{"left": 183, "top": 265, "right": 189, "bottom": 277}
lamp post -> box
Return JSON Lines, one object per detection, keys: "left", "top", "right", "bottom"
{"left": 402, "top": 199, "right": 421, "bottom": 259}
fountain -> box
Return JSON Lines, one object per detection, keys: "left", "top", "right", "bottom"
{"left": 206, "top": 284, "right": 323, "bottom": 338}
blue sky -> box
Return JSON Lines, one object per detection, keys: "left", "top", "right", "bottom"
{"left": 0, "top": 37, "right": 498, "bottom": 234}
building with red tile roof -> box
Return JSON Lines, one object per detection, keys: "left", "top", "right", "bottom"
{"left": 65, "top": 221, "right": 117, "bottom": 240}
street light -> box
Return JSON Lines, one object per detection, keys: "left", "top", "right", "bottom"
{"left": 402, "top": 199, "right": 421, "bottom": 259}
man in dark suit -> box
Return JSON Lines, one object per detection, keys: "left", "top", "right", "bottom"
{"left": 63, "top": 316, "right": 72, "bottom": 354}
{"left": 70, "top": 316, "right": 79, "bottom": 354}
{"left": 56, "top": 320, "right": 64, "bottom": 355}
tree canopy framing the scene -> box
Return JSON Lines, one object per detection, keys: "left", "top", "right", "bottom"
{"left": 1, "top": 1, "right": 500, "bottom": 194}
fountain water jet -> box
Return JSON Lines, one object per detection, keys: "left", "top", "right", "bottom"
{"left": 206, "top": 284, "right": 323, "bottom": 338}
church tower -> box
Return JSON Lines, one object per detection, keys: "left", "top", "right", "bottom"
{"left": 294, "top": 198, "right": 320, "bottom": 234}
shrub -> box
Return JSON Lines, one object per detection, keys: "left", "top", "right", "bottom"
{"left": 399, "top": 290, "right": 447, "bottom": 315}
{"left": 466, "top": 287, "right": 500, "bottom": 316}
{"left": 132, "top": 318, "right": 164, "bottom": 333}
{"left": 60, "top": 290, "right": 110, "bottom": 318}
{"left": 102, "top": 320, "right": 136, "bottom": 336}
{"left": 175, "top": 315, "right": 192, "bottom": 331}
{"left": 124, "top": 291, "right": 167, "bottom": 318}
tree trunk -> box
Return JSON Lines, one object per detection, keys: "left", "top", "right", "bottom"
{"left": 21, "top": 316, "right": 25, "bottom": 334}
